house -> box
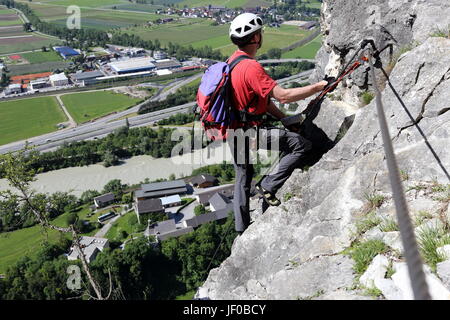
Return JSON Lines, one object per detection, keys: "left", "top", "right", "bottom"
{"left": 195, "top": 184, "right": 234, "bottom": 205}
{"left": 145, "top": 219, "right": 194, "bottom": 242}
{"left": 94, "top": 193, "right": 115, "bottom": 209}
{"left": 49, "top": 73, "right": 69, "bottom": 87}
{"left": 159, "top": 195, "right": 182, "bottom": 208}
{"left": 209, "top": 193, "right": 232, "bottom": 212}
{"left": 188, "top": 174, "right": 218, "bottom": 188}
{"left": 67, "top": 236, "right": 109, "bottom": 263}
{"left": 183, "top": 206, "right": 232, "bottom": 229}
{"left": 134, "top": 180, "right": 187, "bottom": 201}
{"left": 135, "top": 198, "right": 164, "bottom": 216}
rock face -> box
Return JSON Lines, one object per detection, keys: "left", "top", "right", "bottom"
{"left": 197, "top": 0, "right": 450, "bottom": 300}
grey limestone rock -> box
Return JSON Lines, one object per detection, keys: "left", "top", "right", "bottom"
{"left": 197, "top": 0, "right": 450, "bottom": 300}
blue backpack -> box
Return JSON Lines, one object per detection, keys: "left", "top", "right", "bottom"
{"left": 196, "top": 55, "right": 253, "bottom": 141}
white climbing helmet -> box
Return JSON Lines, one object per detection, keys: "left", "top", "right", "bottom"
{"left": 229, "top": 13, "right": 263, "bottom": 39}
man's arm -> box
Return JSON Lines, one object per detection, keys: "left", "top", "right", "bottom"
{"left": 271, "top": 81, "right": 328, "bottom": 104}
{"left": 266, "top": 100, "right": 286, "bottom": 120}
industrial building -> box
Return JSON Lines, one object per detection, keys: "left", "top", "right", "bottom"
{"left": 134, "top": 180, "right": 187, "bottom": 201}
{"left": 108, "top": 57, "right": 156, "bottom": 75}
{"left": 154, "top": 59, "right": 182, "bottom": 70}
{"left": 153, "top": 50, "right": 167, "bottom": 60}
{"left": 4, "top": 83, "right": 22, "bottom": 95}
{"left": 29, "top": 78, "right": 49, "bottom": 91}
{"left": 71, "top": 70, "right": 104, "bottom": 85}
{"left": 54, "top": 46, "right": 80, "bottom": 59}
{"left": 49, "top": 73, "right": 69, "bottom": 87}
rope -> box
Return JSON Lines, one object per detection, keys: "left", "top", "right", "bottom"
{"left": 367, "top": 48, "right": 431, "bottom": 300}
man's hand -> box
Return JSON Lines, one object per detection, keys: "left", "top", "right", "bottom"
{"left": 315, "top": 80, "right": 328, "bottom": 92}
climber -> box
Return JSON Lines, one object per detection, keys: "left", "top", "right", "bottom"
{"left": 227, "top": 13, "right": 329, "bottom": 233}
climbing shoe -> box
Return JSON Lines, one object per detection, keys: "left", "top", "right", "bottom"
{"left": 255, "top": 184, "right": 281, "bottom": 207}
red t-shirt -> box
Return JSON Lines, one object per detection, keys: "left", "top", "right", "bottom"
{"left": 228, "top": 50, "right": 277, "bottom": 127}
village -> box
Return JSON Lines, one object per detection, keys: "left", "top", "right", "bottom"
{"left": 67, "top": 174, "right": 241, "bottom": 264}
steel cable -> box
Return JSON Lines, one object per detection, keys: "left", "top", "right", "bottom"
{"left": 367, "top": 48, "right": 431, "bottom": 300}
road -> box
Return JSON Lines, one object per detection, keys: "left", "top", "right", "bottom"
{"left": 0, "top": 69, "right": 313, "bottom": 155}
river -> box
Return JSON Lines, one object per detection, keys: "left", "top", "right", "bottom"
{"left": 0, "top": 144, "right": 234, "bottom": 197}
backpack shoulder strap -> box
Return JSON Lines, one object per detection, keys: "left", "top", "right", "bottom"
{"left": 228, "top": 55, "right": 254, "bottom": 72}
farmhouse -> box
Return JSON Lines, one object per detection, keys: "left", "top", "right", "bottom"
{"left": 159, "top": 195, "right": 182, "bottom": 208}
{"left": 195, "top": 184, "right": 234, "bottom": 205}
{"left": 134, "top": 180, "right": 187, "bottom": 201}
{"left": 145, "top": 219, "right": 194, "bottom": 242}
{"left": 67, "top": 236, "right": 109, "bottom": 263}
{"left": 108, "top": 57, "right": 156, "bottom": 75}
{"left": 94, "top": 192, "right": 115, "bottom": 209}
{"left": 183, "top": 206, "right": 232, "bottom": 229}
{"left": 209, "top": 193, "right": 232, "bottom": 212}
{"left": 134, "top": 198, "right": 164, "bottom": 216}
{"left": 188, "top": 174, "right": 218, "bottom": 188}
{"left": 49, "top": 73, "right": 69, "bottom": 87}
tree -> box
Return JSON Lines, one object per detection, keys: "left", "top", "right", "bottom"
{"left": 0, "top": 146, "right": 111, "bottom": 300}
{"left": 102, "top": 179, "right": 124, "bottom": 198}
{"left": 267, "top": 48, "right": 282, "bottom": 59}
{"left": 194, "top": 204, "right": 206, "bottom": 216}
{"left": 0, "top": 72, "right": 10, "bottom": 88}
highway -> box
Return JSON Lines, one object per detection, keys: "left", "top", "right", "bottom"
{"left": 0, "top": 69, "right": 313, "bottom": 155}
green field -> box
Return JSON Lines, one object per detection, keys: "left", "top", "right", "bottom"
{"left": 37, "top": 0, "right": 124, "bottom": 8}
{"left": 21, "top": 50, "right": 62, "bottom": 64}
{"left": 0, "top": 204, "right": 105, "bottom": 274}
{"left": 61, "top": 91, "right": 142, "bottom": 123}
{"left": 0, "top": 221, "right": 64, "bottom": 274}
{"left": 120, "top": 19, "right": 229, "bottom": 46}
{"left": 282, "top": 35, "right": 322, "bottom": 59}
{"left": 0, "top": 96, "right": 67, "bottom": 146}
{"left": 0, "top": 36, "right": 62, "bottom": 55}
{"left": 105, "top": 211, "right": 137, "bottom": 241}
{"left": 122, "top": 22, "right": 313, "bottom": 56}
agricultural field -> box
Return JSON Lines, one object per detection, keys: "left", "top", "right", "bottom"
{"left": 0, "top": 6, "right": 62, "bottom": 55}
{"left": 61, "top": 90, "right": 143, "bottom": 123}
{"left": 120, "top": 18, "right": 229, "bottom": 46}
{"left": 8, "top": 61, "right": 72, "bottom": 76}
{"left": 23, "top": 1, "right": 166, "bottom": 30}
{"left": 0, "top": 96, "right": 67, "bottom": 146}
{"left": 191, "top": 24, "right": 314, "bottom": 56}
{"left": 42, "top": 0, "right": 124, "bottom": 7}
{"left": 0, "top": 8, "right": 22, "bottom": 26}
{"left": 282, "top": 34, "right": 322, "bottom": 59}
